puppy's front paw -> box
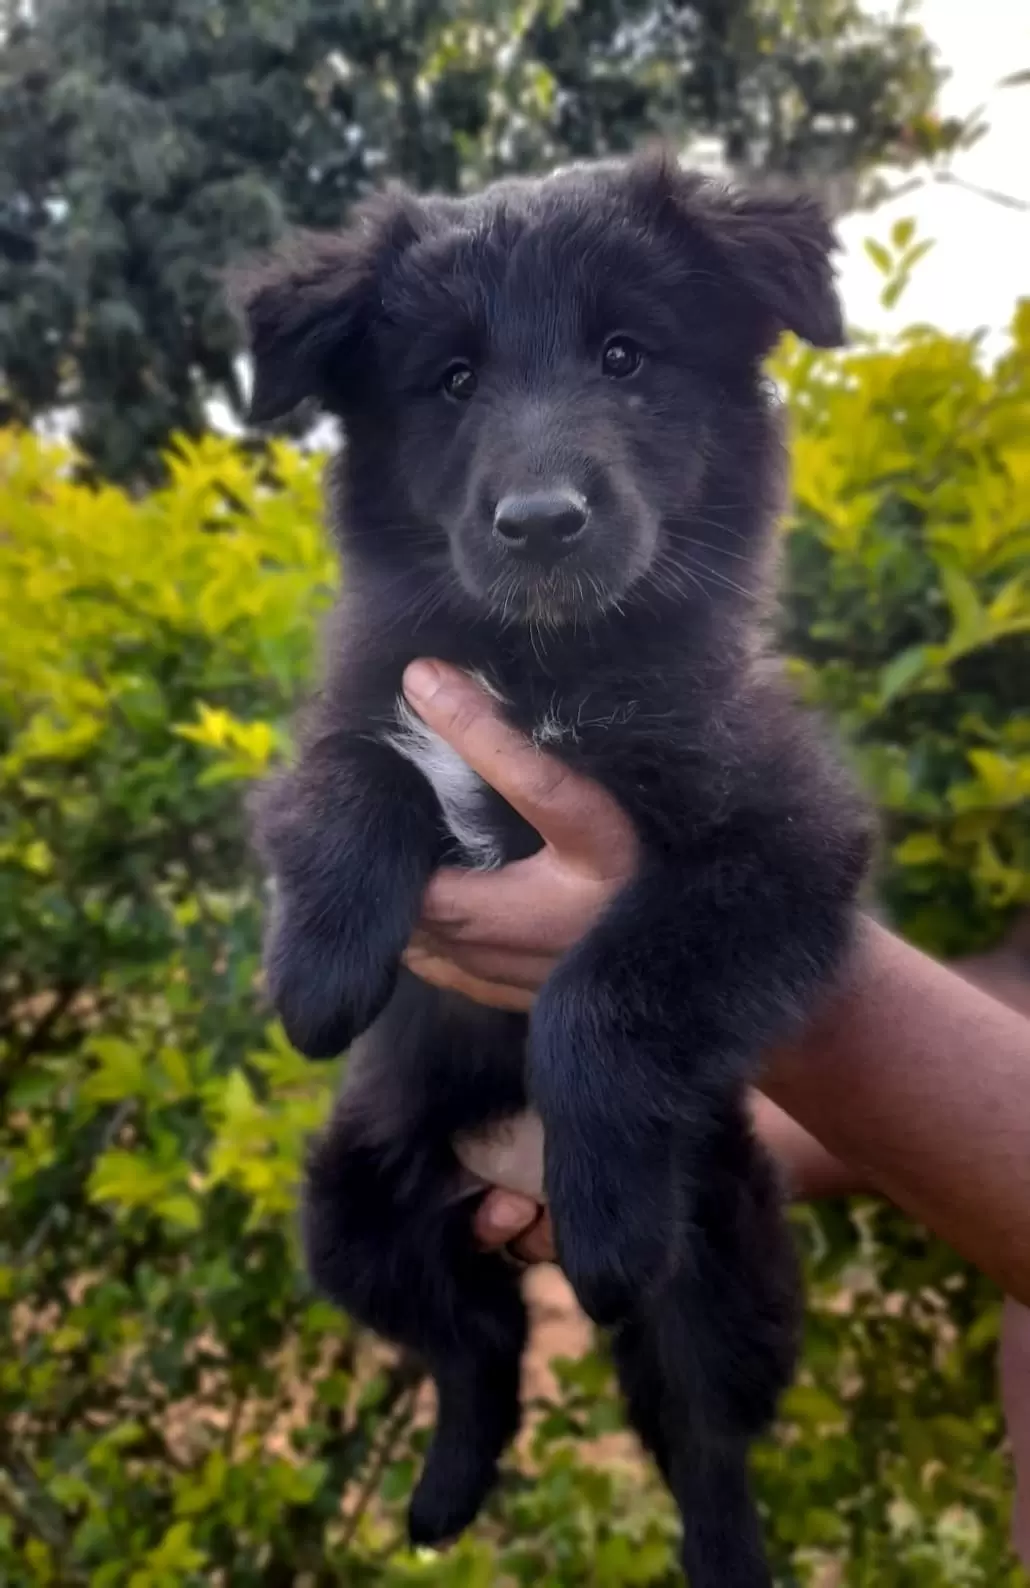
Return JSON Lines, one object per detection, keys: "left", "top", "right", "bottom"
{"left": 264, "top": 894, "right": 398, "bottom": 1059}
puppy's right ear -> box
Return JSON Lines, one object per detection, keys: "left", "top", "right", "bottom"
{"left": 228, "top": 190, "right": 424, "bottom": 424}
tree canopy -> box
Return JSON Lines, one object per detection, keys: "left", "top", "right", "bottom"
{"left": 0, "top": 0, "right": 964, "bottom": 481}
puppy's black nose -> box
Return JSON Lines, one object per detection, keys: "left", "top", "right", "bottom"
{"left": 493, "top": 489, "right": 588, "bottom": 562}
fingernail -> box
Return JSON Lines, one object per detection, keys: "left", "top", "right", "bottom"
{"left": 403, "top": 660, "right": 444, "bottom": 707}
{"left": 480, "top": 1192, "right": 533, "bottom": 1239}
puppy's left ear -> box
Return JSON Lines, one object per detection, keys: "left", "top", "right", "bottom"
{"left": 701, "top": 186, "right": 845, "bottom": 350}
{"left": 628, "top": 154, "right": 844, "bottom": 352}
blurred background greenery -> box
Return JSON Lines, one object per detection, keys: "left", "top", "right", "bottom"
{"left": 1, "top": 2, "right": 1028, "bottom": 1584}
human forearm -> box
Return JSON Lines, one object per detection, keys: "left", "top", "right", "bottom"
{"left": 761, "top": 916, "right": 1030, "bottom": 1303}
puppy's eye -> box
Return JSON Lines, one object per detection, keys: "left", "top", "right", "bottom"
{"left": 601, "top": 336, "right": 643, "bottom": 380}
{"left": 441, "top": 361, "right": 477, "bottom": 401}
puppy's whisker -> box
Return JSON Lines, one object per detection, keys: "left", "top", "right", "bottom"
{"left": 647, "top": 553, "right": 712, "bottom": 607}
{"left": 678, "top": 556, "right": 753, "bottom": 601}
{"left": 392, "top": 571, "right": 463, "bottom": 631}
{"left": 676, "top": 534, "right": 755, "bottom": 565}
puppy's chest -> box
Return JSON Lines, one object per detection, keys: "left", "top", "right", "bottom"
{"left": 381, "top": 682, "right": 627, "bottom": 870}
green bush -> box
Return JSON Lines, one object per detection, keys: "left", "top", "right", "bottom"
{"left": 0, "top": 431, "right": 677, "bottom": 1587}
{"left": 1, "top": 274, "right": 1028, "bottom": 1584}
{"left": 780, "top": 250, "right": 1030, "bottom": 956}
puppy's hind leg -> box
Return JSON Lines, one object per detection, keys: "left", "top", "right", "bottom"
{"left": 409, "top": 1315, "right": 525, "bottom": 1547}
{"left": 613, "top": 1107, "right": 800, "bottom": 1588}
{"left": 302, "top": 1107, "right": 527, "bottom": 1548}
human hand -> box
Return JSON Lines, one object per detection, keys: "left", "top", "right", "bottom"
{"left": 397, "top": 659, "right": 636, "bottom": 1259}
{"left": 456, "top": 1111, "right": 556, "bottom": 1262}
{"left": 398, "top": 662, "right": 874, "bottom": 1267}
{"left": 400, "top": 660, "right": 639, "bottom": 1011}
{"left": 462, "top": 1095, "right": 871, "bottom": 1262}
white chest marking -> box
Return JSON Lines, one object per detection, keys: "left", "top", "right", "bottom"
{"left": 383, "top": 696, "right": 503, "bottom": 871}
{"left": 382, "top": 678, "right": 594, "bottom": 871}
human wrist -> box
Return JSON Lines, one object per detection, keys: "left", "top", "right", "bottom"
{"left": 757, "top": 913, "right": 883, "bottom": 1170}
{"left": 750, "top": 1091, "right": 871, "bottom": 1201}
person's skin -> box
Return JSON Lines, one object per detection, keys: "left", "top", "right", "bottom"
{"left": 400, "top": 660, "right": 1030, "bottom": 1304}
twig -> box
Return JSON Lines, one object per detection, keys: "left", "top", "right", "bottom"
{"left": 934, "top": 170, "right": 1030, "bottom": 213}
{"left": 0, "top": 983, "right": 79, "bottom": 1109}
{"left": 338, "top": 1373, "right": 422, "bottom": 1550}
{"left": 871, "top": 170, "right": 1030, "bottom": 214}
{"left": 20, "top": 1098, "right": 135, "bottom": 1262}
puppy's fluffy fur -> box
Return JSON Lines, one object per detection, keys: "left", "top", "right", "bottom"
{"left": 236, "top": 152, "right": 872, "bottom": 1588}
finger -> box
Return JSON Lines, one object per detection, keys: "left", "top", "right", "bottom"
{"left": 419, "top": 865, "right": 529, "bottom": 931}
{"left": 409, "top": 927, "right": 554, "bottom": 990}
{"left": 511, "top": 1210, "right": 555, "bottom": 1264}
{"left": 402, "top": 946, "right": 535, "bottom": 1011}
{"left": 403, "top": 661, "right": 637, "bottom": 873}
{"left": 417, "top": 865, "right": 598, "bottom": 954}
{"left": 473, "top": 1190, "right": 541, "bottom": 1249}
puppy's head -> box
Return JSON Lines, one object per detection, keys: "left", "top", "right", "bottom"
{"left": 232, "top": 153, "right": 843, "bottom": 627}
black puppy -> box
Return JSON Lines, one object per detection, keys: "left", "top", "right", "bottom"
{"left": 235, "top": 151, "right": 871, "bottom": 1587}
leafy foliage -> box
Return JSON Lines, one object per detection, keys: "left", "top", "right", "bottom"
{"left": 0, "top": 0, "right": 961, "bottom": 481}
{"left": 779, "top": 238, "right": 1030, "bottom": 956}
{"left": 1, "top": 281, "right": 1028, "bottom": 1583}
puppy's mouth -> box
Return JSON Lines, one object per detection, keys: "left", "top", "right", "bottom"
{"left": 483, "top": 562, "right": 619, "bottom": 628}
{"left": 452, "top": 488, "right": 658, "bottom": 627}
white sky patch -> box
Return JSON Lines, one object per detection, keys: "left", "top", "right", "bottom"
{"left": 839, "top": 0, "right": 1030, "bottom": 340}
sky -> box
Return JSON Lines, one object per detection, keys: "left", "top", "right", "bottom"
{"left": 837, "top": 0, "right": 1030, "bottom": 339}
